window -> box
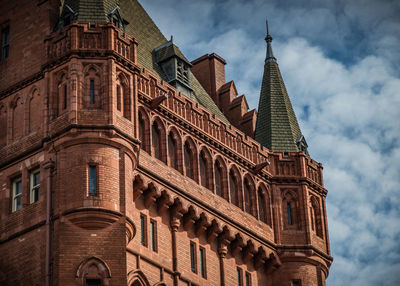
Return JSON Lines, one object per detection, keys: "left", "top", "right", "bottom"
{"left": 199, "top": 151, "right": 207, "bottom": 188}
{"left": 140, "top": 214, "right": 147, "bottom": 246}
{"left": 229, "top": 170, "right": 238, "bottom": 206}
{"left": 12, "top": 177, "right": 22, "bottom": 212}
{"left": 150, "top": 219, "right": 157, "bottom": 252}
{"left": 117, "top": 85, "right": 122, "bottom": 111}
{"left": 89, "top": 165, "right": 97, "bottom": 196}
{"left": 237, "top": 267, "right": 243, "bottom": 286}
{"left": 190, "top": 241, "right": 197, "bottom": 273}
{"left": 63, "top": 84, "right": 67, "bottom": 109}
{"left": 30, "top": 169, "right": 40, "bottom": 203}
{"left": 244, "top": 178, "right": 252, "bottom": 214}
{"left": 292, "top": 280, "right": 301, "bottom": 286}
{"left": 199, "top": 247, "right": 206, "bottom": 278}
{"left": 90, "top": 79, "right": 95, "bottom": 104}
{"left": 168, "top": 133, "right": 178, "bottom": 170}
{"left": 86, "top": 279, "right": 101, "bottom": 286}
{"left": 152, "top": 122, "right": 161, "bottom": 160}
{"left": 287, "top": 202, "right": 293, "bottom": 225}
{"left": 1, "top": 26, "right": 9, "bottom": 60}
{"left": 214, "top": 161, "right": 222, "bottom": 196}
{"left": 184, "top": 142, "right": 194, "bottom": 180}
{"left": 245, "top": 272, "right": 251, "bottom": 286}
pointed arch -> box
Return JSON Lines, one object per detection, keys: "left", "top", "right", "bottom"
{"left": 138, "top": 107, "right": 150, "bottom": 153}
{"left": 83, "top": 64, "right": 102, "bottom": 109}
{"left": 228, "top": 165, "right": 241, "bottom": 208}
{"left": 257, "top": 183, "right": 272, "bottom": 226}
{"left": 310, "top": 195, "right": 323, "bottom": 238}
{"left": 28, "top": 87, "right": 41, "bottom": 133}
{"left": 127, "top": 270, "right": 151, "bottom": 286}
{"left": 199, "top": 146, "right": 213, "bottom": 190}
{"left": 184, "top": 137, "right": 198, "bottom": 182}
{"left": 243, "top": 175, "right": 256, "bottom": 216}
{"left": 214, "top": 156, "right": 228, "bottom": 200}
{"left": 75, "top": 256, "right": 111, "bottom": 286}
{"left": 116, "top": 72, "right": 131, "bottom": 120}
{"left": 282, "top": 190, "right": 299, "bottom": 229}
{"left": 0, "top": 104, "right": 7, "bottom": 146}
{"left": 167, "top": 126, "right": 182, "bottom": 173}
{"left": 151, "top": 117, "right": 166, "bottom": 163}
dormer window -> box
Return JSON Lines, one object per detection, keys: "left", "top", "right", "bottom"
{"left": 296, "top": 135, "right": 308, "bottom": 154}
{"left": 177, "top": 60, "right": 189, "bottom": 85}
{"left": 57, "top": 4, "right": 77, "bottom": 31}
{"left": 107, "top": 6, "right": 128, "bottom": 32}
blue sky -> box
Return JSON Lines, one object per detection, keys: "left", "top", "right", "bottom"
{"left": 140, "top": 0, "right": 400, "bottom": 285}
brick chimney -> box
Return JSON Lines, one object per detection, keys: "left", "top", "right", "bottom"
{"left": 191, "top": 53, "right": 226, "bottom": 106}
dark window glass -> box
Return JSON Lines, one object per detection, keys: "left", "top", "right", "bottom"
{"left": 86, "top": 279, "right": 101, "bottom": 286}
{"left": 89, "top": 165, "right": 97, "bottom": 196}
{"left": 1, "top": 27, "right": 10, "bottom": 59}
{"left": 63, "top": 84, "right": 67, "bottom": 109}
{"left": 292, "top": 281, "right": 300, "bottom": 286}
{"left": 90, "top": 79, "right": 95, "bottom": 104}
{"left": 200, "top": 247, "right": 206, "bottom": 278}
{"left": 237, "top": 268, "right": 243, "bottom": 286}
{"left": 32, "top": 171, "right": 40, "bottom": 203}
{"left": 288, "top": 202, "right": 293, "bottom": 225}
{"left": 200, "top": 151, "right": 207, "bottom": 188}
{"left": 215, "top": 161, "right": 222, "bottom": 196}
{"left": 244, "top": 179, "right": 251, "bottom": 214}
{"left": 140, "top": 214, "right": 146, "bottom": 246}
{"left": 150, "top": 220, "right": 157, "bottom": 252}
{"left": 245, "top": 272, "right": 251, "bottom": 286}
{"left": 117, "top": 85, "right": 122, "bottom": 111}
{"left": 190, "top": 242, "right": 196, "bottom": 273}
{"left": 152, "top": 123, "right": 161, "bottom": 159}
{"left": 13, "top": 178, "right": 22, "bottom": 211}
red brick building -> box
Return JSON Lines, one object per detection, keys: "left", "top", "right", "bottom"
{"left": 0, "top": 0, "right": 332, "bottom": 285}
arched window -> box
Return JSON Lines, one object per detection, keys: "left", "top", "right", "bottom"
{"left": 116, "top": 73, "right": 131, "bottom": 120}
{"left": 168, "top": 133, "right": 177, "bottom": 169}
{"left": 152, "top": 122, "right": 161, "bottom": 160}
{"left": 184, "top": 141, "right": 195, "bottom": 180}
{"left": 138, "top": 110, "right": 150, "bottom": 153}
{"left": 75, "top": 257, "right": 111, "bottom": 286}
{"left": 311, "top": 196, "right": 323, "bottom": 238}
{"left": 12, "top": 97, "right": 24, "bottom": 140}
{"left": 57, "top": 74, "right": 68, "bottom": 115}
{"left": 84, "top": 66, "right": 101, "bottom": 109}
{"left": 229, "top": 169, "right": 240, "bottom": 207}
{"left": 257, "top": 185, "right": 272, "bottom": 226}
{"left": 282, "top": 191, "right": 298, "bottom": 229}
{"left": 243, "top": 177, "right": 254, "bottom": 215}
{"left": 215, "top": 161, "right": 222, "bottom": 197}
{"left": 117, "top": 85, "right": 122, "bottom": 111}
{"left": 0, "top": 105, "right": 7, "bottom": 146}
{"left": 199, "top": 149, "right": 212, "bottom": 190}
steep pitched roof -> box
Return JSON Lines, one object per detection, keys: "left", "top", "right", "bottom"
{"left": 254, "top": 28, "right": 303, "bottom": 152}
{"left": 60, "top": 0, "right": 228, "bottom": 122}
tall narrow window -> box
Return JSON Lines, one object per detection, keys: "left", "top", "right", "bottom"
{"left": 30, "top": 169, "right": 40, "bottom": 203}
{"left": 140, "top": 214, "right": 147, "bottom": 246}
{"left": 12, "top": 177, "right": 22, "bottom": 212}
{"left": 244, "top": 178, "right": 251, "bottom": 214}
{"left": 152, "top": 123, "right": 161, "bottom": 160}
{"left": 1, "top": 26, "right": 9, "bottom": 60}
{"left": 190, "top": 241, "right": 197, "bottom": 273}
{"left": 214, "top": 161, "right": 222, "bottom": 197}
{"left": 199, "top": 151, "right": 207, "bottom": 188}
{"left": 168, "top": 133, "right": 177, "bottom": 170}
{"left": 245, "top": 272, "right": 251, "bottom": 286}
{"left": 117, "top": 85, "right": 122, "bottom": 111}
{"left": 237, "top": 267, "right": 243, "bottom": 286}
{"left": 150, "top": 219, "right": 157, "bottom": 252}
{"left": 63, "top": 84, "right": 67, "bottom": 109}
{"left": 89, "top": 165, "right": 97, "bottom": 196}
{"left": 199, "top": 247, "right": 206, "bottom": 278}
{"left": 258, "top": 189, "right": 266, "bottom": 223}
{"left": 90, "top": 79, "right": 95, "bottom": 104}
{"left": 184, "top": 142, "right": 193, "bottom": 180}
{"left": 287, "top": 202, "right": 293, "bottom": 225}
{"left": 229, "top": 170, "right": 238, "bottom": 206}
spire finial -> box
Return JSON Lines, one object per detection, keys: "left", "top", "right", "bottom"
{"left": 264, "top": 18, "right": 276, "bottom": 63}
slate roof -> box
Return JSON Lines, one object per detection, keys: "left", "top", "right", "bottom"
{"left": 254, "top": 35, "right": 303, "bottom": 152}
{"left": 61, "top": 0, "right": 228, "bottom": 121}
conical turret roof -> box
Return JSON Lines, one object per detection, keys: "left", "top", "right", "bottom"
{"left": 254, "top": 21, "right": 304, "bottom": 152}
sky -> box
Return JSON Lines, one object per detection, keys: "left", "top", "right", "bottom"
{"left": 140, "top": 0, "right": 400, "bottom": 285}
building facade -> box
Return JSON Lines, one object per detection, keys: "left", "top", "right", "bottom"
{"left": 0, "top": 0, "right": 332, "bottom": 285}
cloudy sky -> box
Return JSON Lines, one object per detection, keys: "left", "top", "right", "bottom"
{"left": 140, "top": 0, "right": 400, "bottom": 285}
